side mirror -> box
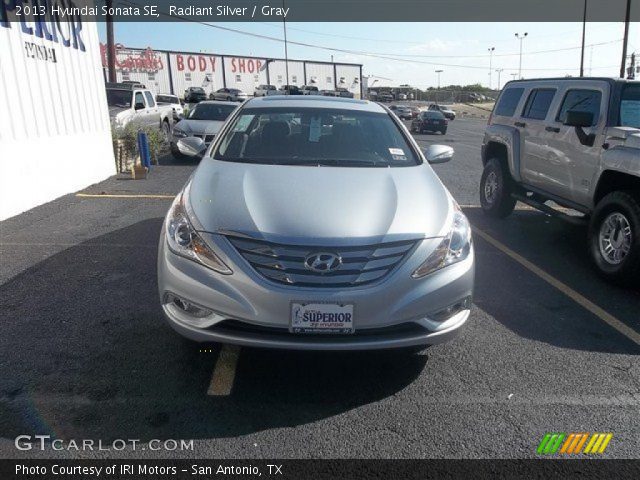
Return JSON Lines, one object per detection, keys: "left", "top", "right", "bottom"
{"left": 134, "top": 102, "right": 145, "bottom": 111}
{"left": 564, "top": 110, "right": 593, "bottom": 128}
{"left": 424, "top": 145, "right": 454, "bottom": 164}
{"left": 564, "top": 110, "right": 596, "bottom": 147}
{"left": 177, "top": 137, "right": 206, "bottom": 158}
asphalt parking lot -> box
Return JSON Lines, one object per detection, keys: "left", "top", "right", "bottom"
{"left": 1, "top": 116, "right": 639, "bottom": 459}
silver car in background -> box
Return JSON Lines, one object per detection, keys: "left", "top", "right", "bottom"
{"left": 211, "top": 88, "right": 249, "bottom": 102}
{"left": 170, "top": 101, "right": 237, "bottom": 157}
{"left": 158, "top": 96, "right": 474, "bottom": 350}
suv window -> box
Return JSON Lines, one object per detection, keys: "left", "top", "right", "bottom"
{"left": 620, "top": 83, "right": 640, "bottom": 128}
{"left": 144, "top": 91, "right": 155, "bottom": 108}
{"left": 522, "top": 88, "right": 556, "bottom": 120}
{"left": 494, "top": 88, "right": 524, "bottom": 116}
{"left": 556, "top": 89, "right": 601, "bottom": 126}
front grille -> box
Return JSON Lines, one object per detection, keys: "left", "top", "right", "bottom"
{"left": 227, "top": 236, "right": 417, "bottom": 288}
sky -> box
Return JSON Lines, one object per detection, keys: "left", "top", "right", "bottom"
{"left": 99, "top": 21, "right": 640, "bottom": 89}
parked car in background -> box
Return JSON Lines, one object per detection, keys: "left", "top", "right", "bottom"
{"left": 397, "top": 93, "right": 407, "bottom": 101}
{"left": 335, "top": 87, "right": 354, "bottom": 98}
{"left": 171, "top": 101, "right": 237, "bottom": 157}
{"left": 184, "top": 87, "right": 207, "bottom": 104}
{"left": 106, "top": 82, "right": 174, "bottom": 140}
{"left": 279, "top": 85, "right": 302, "bottom": 95}
{"left": 410, "top": 106, "right": 422, "bottom": 118}
{"left": 254, "top": 84, "right": 277, "bottom": 97}
{"left": 211, "top": 88, "right": 248, "bottom": 102}
{"left": 378, "top": 91, "right": 394, "bottom": 102}
{"left": 301, "top": 85, "right": 321, "bottom": 95}
{"left": 320, "top": 90, "right": 337, "bottom": 96}
{"left": 411, "top": 111, "right": 448, "bottom": 135}
{"left": 156, "top": 94, "right": 184, "bottom": 121}
{"left": 429, "top": 104, "right": 456, "bottom": 120}
{"left": 160, "top": 96, "right": 473, "bottom": 350}
{"left": 389, "top": 105, "right": 413, "bottom": 120}
{"left": 480, "top": 77, "right": 640, "bottom": 285}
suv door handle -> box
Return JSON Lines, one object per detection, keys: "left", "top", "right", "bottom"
{"left": 515, "top": 121, "right": 526, "bottom": 128}
{"left": 545, "top": 126, "right": 560, "bottom": 133}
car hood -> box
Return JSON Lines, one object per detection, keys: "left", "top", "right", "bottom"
{"left": 176, "top": 119, "right": 225, "bottom": 135}
{"left": 108, "top": 106, "right": 130, "bottom": 118}
{"left": 187, "top": 159, "right": 453, "bottom": 246}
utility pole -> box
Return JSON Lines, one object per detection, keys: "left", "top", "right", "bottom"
{"left": 282, "top": 0, "right": 290, "bottom": 87}
{"left": 435, "top": 69, "right": 443, "bottom": 104}
{"left": 580, "top": 0, "right": 587, "bottom": 76}
{"left": 620, "top": 0, "right": 632, "bottom": 78}
{"left": 515, "top": 32, "right": 528, "bottom": 79}
{"left": 105, "top": 0, "right": 116, "bottom": 82}
{"left": 495, "top": 68, "right": 504, "bottom": 90}
{"left": 488, "top": 47, "right": 495, "bottom": 89}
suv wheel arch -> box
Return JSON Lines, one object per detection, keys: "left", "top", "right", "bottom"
{"left": 594, "top": 170, "right": 640, "bottom": 206}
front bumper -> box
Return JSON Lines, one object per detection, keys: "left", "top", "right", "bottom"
{"left": 157, "top": 230, "right": 475, "bottom": 350}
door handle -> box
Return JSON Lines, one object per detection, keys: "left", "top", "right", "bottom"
{"left": 515, "top": 121, "right": 526, "bottom": 128}
{"left": 545, "top": 126, "right": 560, "bottom": 133}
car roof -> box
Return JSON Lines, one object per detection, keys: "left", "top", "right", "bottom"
{"left": 503, "top": 77, "right": 639, "bottom": 88}
{"left": 244, "top": 95, "right": 384, "bottom": 112}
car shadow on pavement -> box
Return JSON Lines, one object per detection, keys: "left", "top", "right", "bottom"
{"left": 157, "top": 152, "right": 200, "bottom": 167}
{"left": 0, "top": 219, "right": 426, "bottom": 444}
{"left": 464, "top": 207, "right": 640, "bottom": 355}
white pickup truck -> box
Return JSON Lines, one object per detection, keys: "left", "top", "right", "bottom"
{"left": 106, "top": 82, "right": 174, "bottom": 140}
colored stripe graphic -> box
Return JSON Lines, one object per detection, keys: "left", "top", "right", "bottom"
{"left": 538, "top": 433, "right": 612, "bottom": 455}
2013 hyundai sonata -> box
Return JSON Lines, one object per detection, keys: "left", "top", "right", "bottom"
{"left": 158, "top": 96, "right": 474, "bottom": 350}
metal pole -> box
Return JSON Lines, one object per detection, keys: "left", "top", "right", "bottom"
{"left": 515, "top": 33, "right": 527, "bottom": 79}
{"left": 282, "top": 0, "right": 290, "bottom": 87}
{"left": 488, "top": 47, "right": 495, "bottom": 89}
{"left": 495, "top": 68, "right": 503, "bottom": 90}
{"left": 580, "top": 0, "right": 587, "bottom": 76}
{"left": 106, "top": 0, "right": 116, "bottom": 82}
{"left": 435, "top": 70, "right": 443, "bottom": 104}
{"left": 620, "top": 0, "right": 631, "bottom": 78}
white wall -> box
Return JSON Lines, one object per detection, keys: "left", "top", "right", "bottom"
{"left": 305, "top": 63, "right": 335, "bottom": 90}
{"left": 223, "top": 56, "right": 268, "bottom": 96}
{"left": 0, "top": 13, "right": 115, "bottom": 220}
{"left": 268, "top": 60, "right": 305, "bottom": 87}
{"left": 336, "top": 65, "right": 362, "bottom": 98}
{"left": 168, "top": 52, "right": 224, "bottom": 97}
{"left": 103, "top": 45, "right": 171, "bottom": 95}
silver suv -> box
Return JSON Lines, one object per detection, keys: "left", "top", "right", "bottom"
{"left": 158, "top": 96, "right": 474, "bottom": 350}
{"left": 480, "top": 77, "right": 640, "bottom": 285}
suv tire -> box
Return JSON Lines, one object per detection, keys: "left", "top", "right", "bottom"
{"left": 588, "top": 191, "right": 640, "bottom": 286}
{"left": 480, "top": 158, "right": 516, "bottom": 218}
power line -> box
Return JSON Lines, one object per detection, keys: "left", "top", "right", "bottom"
{"left": 115, "top": 0, "right": 623, "bottom": 73}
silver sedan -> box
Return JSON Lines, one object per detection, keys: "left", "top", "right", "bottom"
{"left": 170, "top": 101, "right": 237, "bottom": 157}
{"left": 159, "top": 96, "right": 474, "bottom": 350}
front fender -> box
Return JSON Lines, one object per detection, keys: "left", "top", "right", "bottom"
{"left": 483, "top": 125, "right": 522, "bottom": 182}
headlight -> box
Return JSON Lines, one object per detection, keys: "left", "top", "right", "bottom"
{"left": 412, "top": 203, "right": 472, "bottom": 278}
{"left": 173, "top": 127, "right": 188, "bottom": 138}
{"left": 165, "top": 193, "right": 232, "bottom": 274}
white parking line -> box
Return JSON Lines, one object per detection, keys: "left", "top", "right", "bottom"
{"left": 207, "top": 345, "right": 241, "bottom": 396}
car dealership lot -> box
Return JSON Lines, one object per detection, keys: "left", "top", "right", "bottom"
{"left": 1, "top": 117, "right": 638, "bottom": 459}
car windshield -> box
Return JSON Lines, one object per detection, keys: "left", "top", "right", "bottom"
{"left": 106, "top": 89, "right": 131, "bottom": 108}
{"left": 619, "top": 83, "right": 640, "bottom": 128}
{"left": 188, "top": 103, "right": 236, "bottom": 121}
{"left": 191, "top": 88, "right": 205, "bottom": 94}
{"left": 422, "top": 112, "right": 445, "bottom": 119}
{"left": 214, "top": 107, "right": 419, "bottom": 167}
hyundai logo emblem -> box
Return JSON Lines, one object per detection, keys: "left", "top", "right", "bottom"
{"left": 304, "top": 252, "right": 342, "bottom": 273}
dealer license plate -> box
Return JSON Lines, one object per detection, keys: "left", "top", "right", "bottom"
{"left": 290, "top": 302, "right": 354, "bottom": 334}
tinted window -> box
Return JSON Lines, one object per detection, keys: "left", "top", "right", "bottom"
{"left": 214, "top": 107, "right": 419, "bottom": 167}
{"left": 106, "top": 89, "right": 131, "bottom": 108}
{"left": 494, "top": 87, "right": 524, "bottom": 117}
{"left": 619, "top": 84, "right": 640, "bottom": 128}
{"left": 522, "top": 89, "right": 556, "bottom": 120}
{"left": 144, "top": 91, "right": 155, "bottom": 108}
{"left": 421, "top": 111, "right": 445, "bottom": 119}
{"left": 188, "top": 103, "right": 236, "bottom": 121}
{"left": 556, "top": 89, "right": 601, "bottom": 126}
{"left": 156, "top": 95, "right": 178, "bottom": 104}
{"left": 134, "top": 92, "right": 145, "bottom": 108}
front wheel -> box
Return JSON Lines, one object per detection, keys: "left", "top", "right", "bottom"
{"left": 588, "top": 191, "right": 640, "bottom": 286}
{"left": 479, "top": 158, "right": 516, "bottom": 218}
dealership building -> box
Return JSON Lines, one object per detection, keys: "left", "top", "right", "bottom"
{"left": 100, "top": 44, "right": 364, "bottom": 99}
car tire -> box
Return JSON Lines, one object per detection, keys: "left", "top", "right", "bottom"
{"left": 161, "top": 120, "right": 171, "bottom": 143}
{"left": 480, "top": 158, "right": 516, "bottom": 218}
{"left": 441, "top": 128, "right": 447, "bottom": 135}
{"left": 588, "top": 191, "right": 640, "bottom": 286}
